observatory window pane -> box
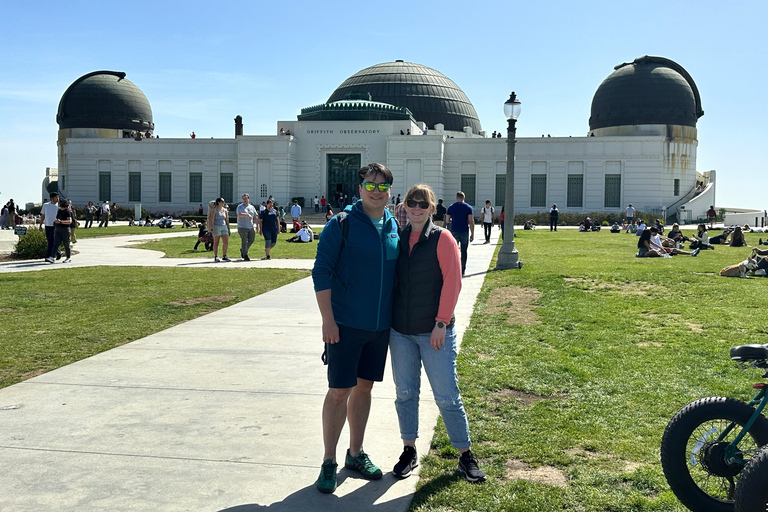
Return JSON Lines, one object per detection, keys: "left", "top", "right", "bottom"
{"left": 189, "top": 173, "right": 202, "bottom": 203}
{"left": 159, "top": 173, "right": 172, "bottom": 203}
{"left": 531, "top": 174, "right": 547, "bottom": 208}
{"left": 99, "top": 172, "right": 111, "bottom": 203}
{"left": 567, "top": 175, "right": 584, "bottom": 208}
{"left": 604, "top": 174, "right": 621, "bottom": 208}
{"left": 129, "top": 173, "right": 141, "bottom": 202}
{"left": 495, "top": 174, "right": 506, "bottom": 206}
{"left": 220, "top": 173, "right": 234, "bottom": 204}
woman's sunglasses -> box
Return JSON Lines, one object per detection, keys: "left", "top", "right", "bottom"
{"left": 362, "top": 182, "right": 391, "bottom": 192}
{"left": 406, "top": 199, "right": 430, "bottom": 209}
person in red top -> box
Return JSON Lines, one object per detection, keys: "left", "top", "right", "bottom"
{"left": 320, "top": 195, "right": 327, "bottom": 212}
{"left": 707, "top": 205, "right": 717, "bottom": 229}
{"left": 388, "top": 183, "right": 486, "bottom": 483}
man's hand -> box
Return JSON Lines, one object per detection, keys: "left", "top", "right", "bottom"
{"left": 322, "top": 321, "right": 340, "bottom": 344}
{"left": 430, "top": 324, "right": 446, "bottom": 350}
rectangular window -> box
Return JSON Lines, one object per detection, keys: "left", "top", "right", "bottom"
{"left": 128, "top": 173, "right": 141, "bottom": 202}
{"left": 495, "top": 174, "right": 506, "bottom": 206}
{"left": 159, "top": 172, "right": 172, "bottom": 203}
{"left": 567, "top": 175, "right": 584, "bottom": 208}
{"left": 460, "top": 174, "right": 476, "bottom": 207}
{"left": 674, "top": 178, "right": 680, "bottom": 196}
{"left": 604, "top": 174, "right": 621, "bottom": 208}
{"left": 220, "top": 173, "right": 234, "bottom": 204}
{"left": 99, "top": 172, "right": 111, "bottom": 202}
{"left": 530, "top": 174, "right": 547, "bottom": 207}
{"left": 189, "top": 173, "right": 202, "bottom": 203}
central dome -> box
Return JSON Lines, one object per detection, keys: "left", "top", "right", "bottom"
{"left": 327, "top": 61, "right": 481, "bottom": 133}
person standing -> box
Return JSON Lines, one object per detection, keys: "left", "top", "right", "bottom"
{"left": 707, "top": 205, "right": 717, "bottom": 229}
{"left": 291, "top": 200, "right": 302, "bottom": 222}
{"left": 389, "top": 183, "right": 486, "bottom": 482}
{"left": 111, "top": 203, "right": 118, "bottom": 223}
{"left": 433, "top": 198, "right": 447, "bottom": 228}
{"left": 258, "top": 199, "right": 280, "bottom": 260}
{"left": 236, "top": 193, "right": 257, "bottom": 261}
{"left": 99, "top": 200, "right": 110, "bottom": 228}
{"left": 624, "top": 204, "right": 635, "bottom": 232}
{"left": 198, "top": 204, "right": 204, "bottom": 216}
{"left": 311, "top": 163, "right": 399, "bottom": 494}
{"left": 480, "top": 200, "right": 494, "bottom": 244}
{"left": 52, "top": 198, "right": 73, "bottom": 263}
{"left": 85, "top": 201, "right": 95, "bottom": 228}
{"left": 0, "top": 203, "right": 7, "bottom": 230}
{"left": 549, "top": 204, "right": 559, "bottom": 231}
{"left": 207, "top": 198, "right": 231, "bottom": 262}
{"left": 446, "top": 191, "right": 474, "bottom": 277}
{"left": 321, "top": 195, "right": 327, "bottom": 212}
{"left": 40, "top": 192, "right": 60, "bottom": 263}
{"left": 314, "top": 196, "right": 320, "bottom": 213}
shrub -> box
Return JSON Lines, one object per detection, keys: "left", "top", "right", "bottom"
{"left": 13, "top": 228, "right": 48, "bottom": 260}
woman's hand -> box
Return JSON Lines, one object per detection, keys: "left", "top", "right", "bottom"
{"left": 430, "top": 324, "right": 446, "bottom": 351}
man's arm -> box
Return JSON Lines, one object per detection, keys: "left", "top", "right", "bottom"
{"left": 468, "top": 213, "right": 475, "bottom": 242}
{"left": 315, "top": 290, "right": 339, "bottom": 343}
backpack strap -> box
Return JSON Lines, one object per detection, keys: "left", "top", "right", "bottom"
{"left": 336, "top": 211, "right": 349, "bottom": 252}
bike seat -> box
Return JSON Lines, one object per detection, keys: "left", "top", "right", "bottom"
{"left": 730, "top": 344, "right": 768, "bottom": 362}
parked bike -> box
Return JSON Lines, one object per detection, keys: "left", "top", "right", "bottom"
{"left": 733, "top": 444, "right": 768, "bottom": 512}
{"left": 660, "top": 343, "right": 768, "bottom": 512}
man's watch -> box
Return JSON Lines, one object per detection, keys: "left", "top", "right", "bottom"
{"left": 436, "top": 321, "right": 446, "bottom": 329}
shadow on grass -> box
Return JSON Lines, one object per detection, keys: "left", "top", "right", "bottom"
{"left": 407, "top": 472, "right": 466, "bottom": 509}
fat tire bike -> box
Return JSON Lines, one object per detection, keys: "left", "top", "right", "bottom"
{"left": 660, "top": 344, "right": 768, "bottom": 512}
{"left": 733, "top": 444, "right": 768, "bottom": 512}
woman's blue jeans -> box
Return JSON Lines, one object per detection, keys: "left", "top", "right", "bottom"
{"left": 389, "top": 327, "right": 471, "bottom": 449}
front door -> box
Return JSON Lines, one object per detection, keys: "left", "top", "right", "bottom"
{"left": 327, "top": 154, "right": 361, "bottom": 209}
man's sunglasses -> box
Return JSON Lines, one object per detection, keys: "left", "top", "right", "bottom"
{"left": 406, "top": 199, "right": 430, "bottom": 209}
{"left": 362, "top": 182, "right": 391, "bottom": 192}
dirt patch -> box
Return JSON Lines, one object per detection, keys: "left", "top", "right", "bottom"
{"left": 565, "top": 449, "right": 642, "bottom": 473}
{"left": 170, "top": 296, "right": 236, "bottom": 306}
{"left": 22, "top": 368, "right": 49, "bottom": 380}
{"left": 34, "top": 330, "right": 47, "bottom": 334}
{"left": 485, "top": 286, "right": 541, "bottom": 325}
{"left": 563, "top": 277, "right": 658, "bottom": 296}
{"left": 491, "top": 388, "right": 547, "bottom": 407}
{"left": 0, "top": 307, "right": 14, "bottom": 312}
{"left": 503, "top": 459, "right": 567, "bottom": 487}
{"left": 637, "top": 341, "right": 662, "bottom": 347}
{"left": 686, "top": 322, "right": 704, "bottom": 333}
{"left": 477, "top": 353, "right": 493, "bottom": 360}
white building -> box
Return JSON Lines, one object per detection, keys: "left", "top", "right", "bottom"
{"left": 53, "top": 57, "right": 716, "bottom": 223}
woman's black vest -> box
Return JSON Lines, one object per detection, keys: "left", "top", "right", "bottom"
{"left": 392, "top": 220, "right": 454, "bottom": 335}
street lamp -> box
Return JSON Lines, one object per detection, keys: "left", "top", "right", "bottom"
{"left": 496, "top": 92, "right": 522, "bottom": 270}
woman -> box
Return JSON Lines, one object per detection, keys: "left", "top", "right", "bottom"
{"left": 666, "top": 223, "right": 688, "bottom": 246}
{"left": 111, "top": 203, "right": 118, "bottom": 223}
{"left": 691, "top": 224, "right": 713, "bottom": 250}
{"left": 499, "top": 205, "right": 505, "bottom": 241}
{"left": 325, "top": 206, "right": 334, "bottom": 223}
{"left": 51, "top": 198, "right": 73, "bottom": 263}
{"left": 729, "top": 226, "right": 747, "bottom": 247}
{"left": 85, "top": 201, "right": 95, "bottom": 229}
{"left": 207, "top": 198, "right": 231, "bottom": 262}
{"left": 389, "top": 183, "right": 486, "bottom": 483}
{"left": 637, "top": 229, "right": 661, "bottom": 257}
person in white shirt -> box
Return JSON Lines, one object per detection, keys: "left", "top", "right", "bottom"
{"left": 236, "top": 193, "right": 258, "bottom": 260}
{"left": 648, "top": 226, "right": 699, "bottom": 257}
{"left": 480, "top": 200, "right": 495, "bottom": 244}
{"left": 314, "top": 196, "right": 320, "bottom": 213}
{"left": 286, "top": 221, "right": 313, "bottom": 243}
{"left": 624, "top": 204, "right": 635, "bottom": 232}
{"left": 40, "top": 192, "right": 61, "bottom": 262}
{"left": 99, "top": 200, "right": 110, "bottom": 228}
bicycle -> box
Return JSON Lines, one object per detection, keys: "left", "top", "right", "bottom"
{"left": 660, "top": 343, "right": 768, "bottom": 512}
{"left": 733, "top": 444, "right": 768, "bottom": 512}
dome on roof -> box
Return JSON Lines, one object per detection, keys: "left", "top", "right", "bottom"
{"left": 327, "top": 61, "right": 481, "bottom": 133}
{"left": 57, "top": 71, "right": 154, "bottom": 131}
{"left": 589, "top": 56, "right": 703, "bottom": 131}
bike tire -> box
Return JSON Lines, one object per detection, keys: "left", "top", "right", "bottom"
{"left": 660, "top": 396, "right": 768, "bottom": 512}
{"left": 734, "top": 445, "right": 768, "bottom": 512}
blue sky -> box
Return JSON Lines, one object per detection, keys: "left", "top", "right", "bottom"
{"left": 1, "top": 1, "right": 766, "bottom": 211}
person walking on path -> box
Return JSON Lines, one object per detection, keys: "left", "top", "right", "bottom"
{"left": 40, "top": 192, "right": 61, "bottom": 263}
{"left": 291, "top": 200, "right": 302, "bottom": 222}
{"left": 624, "top": 204, "right": 635, "bottom": 232}
{"left": 99, "top": 200, "right": 110, "bottom": 228}
{"left": 446, "top": 191, "right": 474, "bottom": 277}
{"left": 389, "top": 183, "right": 486, "bottom": 482}
{"left": 258, "top": 199, "right": 280, "bottom": 260}
{"left": 433, "top": 198, "right": 447, "bottom": 228}
{"left": 51, "top": 198, "right": 73, "bottom": 263}
{"left": 85, "top": 201, "right": 95, "bottom": 229}
{"left": 314, "top": 196, "right": 320, "bottom": 213}
{"left": 311, "top": 163, "right": 400, "bottom": 494}
{"left": 549, "top": 204, "right": 559, "bottom": 231}
{"left": 236, "top": 194, "right": 257, "bottom": 261}
{"left": 207, "top": 198, "right": 231, "bottom": 262}
{"left": 480, "top": 200, "right": 494, "bottom": 244}
{"left": 707, "top": 205, "right": 717, "bottom": 229}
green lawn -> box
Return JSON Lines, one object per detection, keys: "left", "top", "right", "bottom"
{"left": 0, "top": 267, "right": 308, "bottom": 389}
{"left": 410, "top": 228, "right": 768, "bottom": 512}
{"left": 74, "top": 225, "right": 200, "bottom": 238}
{"left": 134, "top": 229, "right": 322, "bottom": 259}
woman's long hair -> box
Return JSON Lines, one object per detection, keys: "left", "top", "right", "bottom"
{"left": 637, "top": 229, "right": 651, "bottom": 249}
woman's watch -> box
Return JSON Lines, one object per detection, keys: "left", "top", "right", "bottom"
{"left": 435, "top": 321, "right": 446, "bottom": 329}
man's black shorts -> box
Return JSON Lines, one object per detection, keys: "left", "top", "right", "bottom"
{"left": 326, "top": 324, "right": 389, "bottom": 389}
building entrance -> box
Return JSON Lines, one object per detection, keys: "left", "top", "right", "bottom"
{"left": 327, "top": 154, "right": 361, "bottom": 210}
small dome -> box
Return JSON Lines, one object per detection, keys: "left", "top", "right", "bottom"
{"left": 57, "top": 71, "right": 154, "bottom": 131}
{"left": 589, "top": 56, "right": 703, "bottom": 131}
{"left": 327, "top": 61, "right": 481, "bottom": 133}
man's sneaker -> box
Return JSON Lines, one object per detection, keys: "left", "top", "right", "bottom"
{"left": 345, "top": 449, "right": 382, "bottom": 480}
{"left": 214, "top": 257, "right": 221, "bottom": 263}
{"left": 222, "top": 255, "right": 231, "bottom": 262}
{"left": 457, "top": 450, "right": 486, "bottom": 482}
{"left": 243, "top": 255, "right": 250, "bottom": 261}
{"left": 316, "top": 459, "right": 338, "bottom": 494}
{"left": 63, "top": 258, "right": 71, "bottom": 263}
{"left": 266, "top": 255, "right": 271, "bottom": 260}
{"left": 393, "top": 446, "right": 418, "bottom": 479}
{"left": 45, "top": 257, "right": 54, "bottom": 263}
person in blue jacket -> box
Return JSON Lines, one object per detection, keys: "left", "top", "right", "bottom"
{"left": 311, "top": 163, "right": 400, "bottom": 494}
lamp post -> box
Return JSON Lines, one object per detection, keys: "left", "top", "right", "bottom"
{"left": 496, "top": 92, "right": 522, "bottom": 270}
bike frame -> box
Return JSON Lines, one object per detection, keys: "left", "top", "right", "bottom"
{"left": 723, "top": 376, "right": 768, "bottom": 466}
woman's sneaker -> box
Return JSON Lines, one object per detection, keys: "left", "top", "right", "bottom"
{"left": 344, "top": 449, "right": 382, "bottom": 479}
{"left": 315, "top": 459, "right": 338, "bottom": 494}
{"left": 393, "top": 446, "right": 418, "bottom": 479}
{"left": 214, "top": 257, "right": 221, "bottom": 263}
{"left": 458, "top": 450, "right": 486, "bottom": 482}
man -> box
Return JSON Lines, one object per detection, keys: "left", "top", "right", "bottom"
{"left": 258, "top": 200, "right": 279, "bottom": 260}
{"left": 286, "top": 221, "right": 313, "bottom": 242}
{"left": 707, "top": 205, "right": 717, "bottom": 229}
{"left": 394, "top": 200, "right": 408, "bottom": 228}
{"left": 446, "top": 191, "right": 474, "bottom": 276}
{"left": 40, "top": 192, "right": 60, "bottom": 263}
{"left": 320, "top": 195, "right": 327, "bottom": 212}
{"left": 314, "top": 195, "right": 320, "bottom": 213}
{"left": 434, "top": 198, "right": 447, "bottom": 228}
{"left": 291, "top": 200, "right": 301, "bottom": 222}
{"left": 99, "top": 200, "right": 110, "bottom": 228}
{"left": 311, "top": 163, "right": 399, "bottom": 494}
{"left": 480, "top": 200, "right": 494, "bottom": 244}
{"left": 236, "top": 193, "right": 257, "bottom": 261}
{"left": 625, "top": 204, "right": 635, "bottom": 232}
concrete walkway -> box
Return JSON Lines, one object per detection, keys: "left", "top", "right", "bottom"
{"left": 0, "top": 227, "right": 502, "bottom": 511}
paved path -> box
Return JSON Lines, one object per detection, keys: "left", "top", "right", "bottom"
{"left": 0, "top": 227, "right": 502, "bottom": 511}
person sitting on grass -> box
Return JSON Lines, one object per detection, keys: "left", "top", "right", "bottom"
{"left": 636, "top": 220, "right": 646, "bottom": 236}
{"left": 144, "top": 215, "right": 154, "bottom": 227}
{"left": 666, "top": 223, "right": 689, "bottom": 245}
{"left": 728, "top": 226, "right": 748, "bottom": 247}
{"left": 286, "top": 221, "right": 313, "bottom": 243}
{"left": 690, "top": 224, "right": 714, "bottom": 250}
{"left": 648, "top": 227, "right": 699, "bottom": 257}
{"left": 291, "top": 220, "right": 301, "bottom": 233}
{"left": 750, "top": 248, "right": 768, "bottom": 276}
{"left": 610, "top": 222, "right": 621, "bottom": 233}
{"left": 709, "top": 228, "right": 732, "bottom": 245}
{"left": 194, "top": 222, "right": 213, "bottom": 251}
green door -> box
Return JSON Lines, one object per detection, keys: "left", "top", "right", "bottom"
{"left": 327, "top": 154, "right": 361, "bottom": 208}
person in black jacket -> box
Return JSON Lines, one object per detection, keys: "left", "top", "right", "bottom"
{"left": 549, "top": 204, "right": 559, "bottom": 231}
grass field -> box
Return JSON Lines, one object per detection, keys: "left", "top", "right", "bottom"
{"left": 409, "top": 228, "right": 768, "bottom": 512}
{"left": 0, "top": 267, "right": 308, "bottom": 389}
{"left": 73, "top": 225, "right": 199, "bottom": 238}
